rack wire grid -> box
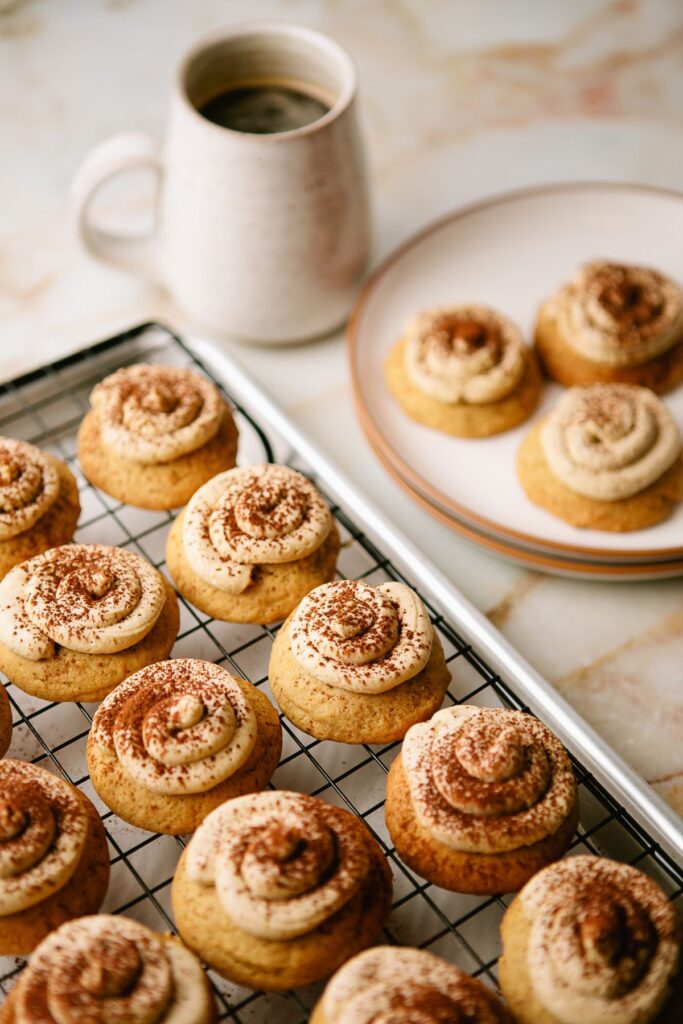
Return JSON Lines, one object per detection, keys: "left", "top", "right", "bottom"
{"left": 0, "top": 323, "right": 681, "bottom": 1023}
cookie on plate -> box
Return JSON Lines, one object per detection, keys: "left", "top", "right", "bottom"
{"left": 385, "top": 705, "right": 579, "bottom": 894}
{"left": 166, "top": 464, "right": 339, "bottom": 624}
{"left": 88, "top": 658, "right": 282, "bottom": 835}
{"left": 517, "top": 383, "right": 683, "bottom": 530}
{"left": 535, "top": 261, "right": 683, "bottom": 393}
{"left": 0, "top": 543, "right": 179, "bottom": 702}
{"left": 386, "top": 305, "right": 542, "bottom": 437}
{"left": 78, "top": 363, "right": 238, "bottom": 509}
{"left": 269, "top": 578, "right": 450, "bottom": 744}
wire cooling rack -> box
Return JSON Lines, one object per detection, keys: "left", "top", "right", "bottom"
{"left": 1, "top": 324, "right": 681, "bottom": 1023}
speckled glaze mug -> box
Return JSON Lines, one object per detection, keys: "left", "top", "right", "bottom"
{"left": 71, "top": 23, "right": 370, "bottom": 343}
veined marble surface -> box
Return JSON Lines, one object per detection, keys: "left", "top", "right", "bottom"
{"left": 1, "top": 0, "right": 682, "bottom": 815}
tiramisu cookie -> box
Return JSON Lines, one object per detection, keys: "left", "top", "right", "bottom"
{"left": 385, "top": 305, "right": 542, "bottom": 437}
{"left": 0, "top": 544, "right": 179, "bottom": 703}
{"left": 0, "top": 683, "right": 11, "bottom": 757}
{"left": 517, "top": 384, "right": 683, "bottom": 531}
{"left": 87, "top": 659, "right": 282, "bottom": 835}
{"left": 0, "top": 760, "right": 109, "bottom": 955}
{"left": 172, "top": 790, "right": 393, "bottom": 991}
{"left": 535, "top": 261, "right": 683, "bottom": 393}
{"left": 0, "top": 915, "right": 217, "bottom": 1024}
{"left": 311, "top": 946, "right": 513, "bottom": 1023}
{"left": 499, "top": 856, "right": 683, "bottom": 1024}
{"left": 269, "top": 579, "right": 450, "bottom": 745}
{"left": 0, "top": 438, "right": 80, "bottom": 581}
{"left": 166, "top": 464, "right": 339, "bottom": 624}
{"left": 78, "top": 363, "right": 238, "bottom": 509}
{"left": 385, "top": 705, "right": 578, "bottom": 894}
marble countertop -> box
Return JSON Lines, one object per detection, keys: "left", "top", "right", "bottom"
{"left": 1, "top": 0, "right": 682, "bottom": 818}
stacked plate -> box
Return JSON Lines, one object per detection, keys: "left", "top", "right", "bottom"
{"left": 348, "top": 183, "right": 683, "bottom": 580}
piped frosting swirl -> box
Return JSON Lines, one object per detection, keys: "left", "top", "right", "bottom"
{"left": 519, "top": 856, "right": 681, "bottom": 1024}
{"left": 547, "top": 261, "right": 683, "bottom": 367}
{"left": 402, "top": 706, "right": 576, "bottom": 854}
{"left": 91, "top": 364, "right": 224, "bottom": 464}
{"left": 541, "top": 384, "right": 681, "bottom": 501}
{"left": 0, "top": 544, "right": 166, "bottom": 661}
{"left": 91, "top": 659, "right": 258, "bottom": 795}
{"left": 186, "top": 791, "right": 373, "bottom": 941}
{"left": 9, "top": 915, "right": 214, "bottom": 1024}
{"left": 404, "top": 306, "right": 526, "bottom": 405}
{"left": 182, "top": 465, "right": 332, "bottom": 595}
{"left": 0, "top": 438, "right": 59, "bottom": 541}
{"left": 319, "top": 946, "right": 513, "bottom": 1023}
{"left": 0, "top": 760, "right": 87, "bottom": 917}
{"left": 289, "top": 579, "right": 433, "bottom": 694}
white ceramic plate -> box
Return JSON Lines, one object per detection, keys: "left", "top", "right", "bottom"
{"left": 349, "top": 184, "right": 683, "bottom": 565}
{"left": 365, "top": 425, "right": 683, "bottom": 579}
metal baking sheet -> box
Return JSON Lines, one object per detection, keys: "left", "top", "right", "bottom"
{"left": 0, "top": 323, "right": 680, "bottom": 1022}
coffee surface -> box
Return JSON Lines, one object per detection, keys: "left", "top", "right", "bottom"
{"left": 199, "top": 84, "right": 330, "bottom": 134}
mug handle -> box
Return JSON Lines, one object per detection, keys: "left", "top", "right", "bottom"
{"left": 71, "top": 132, "right": 162, "bottom": 275}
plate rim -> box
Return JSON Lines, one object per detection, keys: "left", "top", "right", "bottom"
{"left": 408, "top": 471, "right": 683, "bottom": 565}
{"left": 348, "top": 180, "right": 683, "bottom": 562}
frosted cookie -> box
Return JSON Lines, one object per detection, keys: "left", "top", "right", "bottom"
{"left": 78, "top": 363, "right": 238, "bottom": 509}
{"left": 517, "top": 384, "right": 683, "bottom": 530}
{"left": 386, "top": 305, "right": 542, "bottom": 437}
{"left": 172, "top": 790, "right": 393, "bottom": 991}
{"left": 0, "top": 438, "right": 79, "bottom": 581}
{"left": 269, "top": 579, "right": 450, "bottom": 744}
{"left": 535, "top": 261, "right": 683, "bottom": 393}
{"left": 311, "top": 946, "right": 513, "bottom": 1023}
{"left": 499, "top": 856, "right": 683, "bottom": 1024}
{"left": 87, "top": 658, "right": 282, "bottom": 835}
{"left": 166, "top": 464, "right": 339, "bottom": 624}
{"left": 385, "top": 705, "right": 579, "bottom": 894}
{"left": 0, "top": 760, "right": 109, "bottom": 955}
{"left": 0, "top": 543, "right": 179, "bottom": 702}
{"left": 0, "top": 915, "right": 216, "bottom": 1024}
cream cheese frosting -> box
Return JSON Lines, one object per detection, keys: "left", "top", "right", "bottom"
{"left": 10, "top": 915, "right": 214, "bottom": 1024}
{"left": 0, "top": 543, "right": 166, "bottom": 661}
{"left": 0, "top": 438, "right": 60, "bottom": 541}
{"left": 0, "top": 760, "right": 87, "bottom": 917}
{"left": 289, "top": 579, "right": 433, "bottom": 694}
{"left": 320, "top": 946, "right": 512, "bottom": 1023}
{"left": 547, "top": 261, "right": 683, "bottom": 367}
{"left": 519, "top": 856, "right": 681, "bottom": 1024}
{"left": 401, "top": 706, "right": 576, "bottom": 854}
{"left": 541, "top": 384, "right": 681, "bottom": 501}
{"left": 186, "top": 790, "right": 370, "bottom": 941}
{"left": 404, "top": 306, "right": 526, "bottom": 405}
{"left": 182, "top": 464, "right": 332, "bottom": 595}
{"left": 91, "top": 363, "right": 224, "bottom": 464}
{"left": 91, "top": 659, "right": 258, "bottom": 795}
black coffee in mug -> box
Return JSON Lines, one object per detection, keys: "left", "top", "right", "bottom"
{"left": 199, "top": 82, "right": 330, "bottom": 134}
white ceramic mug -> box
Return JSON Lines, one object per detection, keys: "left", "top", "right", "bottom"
{"left": 71, "top": 22, "right": 370, "bottom": 343}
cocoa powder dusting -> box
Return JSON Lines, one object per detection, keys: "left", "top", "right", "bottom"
{"left": 425, "top": 311, "right": 502, "bottom": 360}
{"left": 403, "top": 708, "right": 576, "bottom": 853}
{"left": 591, "top": 263, "right": 664, "bottom": 332}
